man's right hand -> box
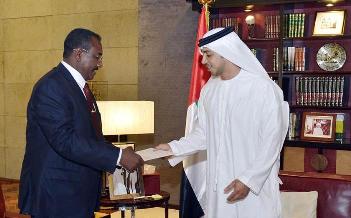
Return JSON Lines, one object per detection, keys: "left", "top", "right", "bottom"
{"left": 155, "top": 143, "right": 171, "bottom": 151}
{"left": 119, "top": 147, "right": 144, "bottom": 172}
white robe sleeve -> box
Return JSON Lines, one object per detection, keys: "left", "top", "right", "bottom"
{"left": 237, "top": 85, "right": 289, "bottom": 195}
{"left": 169, "top": 120, "right": 206, "bottom": 156}
{"left": 168, "top": 99, "right": 207, "bottom": 156}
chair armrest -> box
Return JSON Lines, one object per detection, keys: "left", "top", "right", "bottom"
{"left": 5, "top": 211, "right": 30, "bottom": 218}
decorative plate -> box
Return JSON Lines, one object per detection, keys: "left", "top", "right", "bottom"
{"left": 316, "top": 43, "right": 346, "bottom": 71}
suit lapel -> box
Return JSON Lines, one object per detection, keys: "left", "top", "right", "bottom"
{"left": 56, "top": 63, "right": 103, "bottom": 138}
{"left": 57, "top": 63, "right": 87, "bottom": 104}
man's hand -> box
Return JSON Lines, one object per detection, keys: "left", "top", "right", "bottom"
{"left": 224, "top": 179, "right": 250, "bottom": 203}
{"left": 119, "top": 147, "right": 144, "bottom": 172}
{"left": 155, "top": 143, "right": 172, "bottom": 151}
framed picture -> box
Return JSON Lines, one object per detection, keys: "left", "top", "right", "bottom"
{"left": 301, "top": 112, "right": 336, "bottom": 142}
{"left": 108, "top": 166, "right": 144, "bottom": 200}
{"left": 108, "top": 143, "right": 144, "bottom": 200}
{"left": 313, "top": 10, "right": 345, "bottom": 36}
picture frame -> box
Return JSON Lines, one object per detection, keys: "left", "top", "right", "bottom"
{"left": 301, "top": 112, "right": 336, "bottom": 142}
{"left": 313, "top": 10, "right": 346, "bottom": 36}
{"left": 108, "top": 143, "right": 144, "bottom": 200}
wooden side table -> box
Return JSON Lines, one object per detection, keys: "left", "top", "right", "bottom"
{"left": 99, "top": 191, "right": 170, "bottom": 218}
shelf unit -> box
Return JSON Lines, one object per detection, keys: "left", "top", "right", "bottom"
{"left": 285, "top": 138, "right": 351, "bottom": 151}
{"left": 208, "top": 1, "right": 351, "bottom": 173}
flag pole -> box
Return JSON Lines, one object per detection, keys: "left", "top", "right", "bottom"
{"left": 198, "top": 0, "right": 214, "bottom": 30}
{"left": 205, "top": 3, "right": 209, "bottom": 30}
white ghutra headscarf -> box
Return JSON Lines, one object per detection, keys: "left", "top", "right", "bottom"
{"left": 199, "top": 27, "right": 271, "bottom": 78}
{"left": 199, "top": 27, "right": 285, "bottom": 99}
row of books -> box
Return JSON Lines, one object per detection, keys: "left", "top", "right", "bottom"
{"left": 265, "top": 15, "right": 280, "bottom": 39}
{"left": 210, "top": 17, "right": 241, "bottom": 35}
{"left": 295, "top": 76, "right": 348, "bottom": 107}
{"left": 210, "top": 13, "right": 305, "bottom": 38}
{"left": 251, "top": 47, "right": 279, "bottom": 72}
{"left": 250, "top": 46, "right": 306, "bottom": 72}
{"left": 263, "top": 13, "right": 306, "bottom": 38}
{"left": 210, "top": 13, "right": 305, "bottom": 39}
{"left": 283, "top": 47, "right": 306, "bottom": 71}
{"left": 283, "top": 13, "right": 305, "bottom": 38}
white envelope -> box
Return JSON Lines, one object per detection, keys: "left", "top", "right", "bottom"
{"left": 136, "top": 148, "right": 173, "bottom": 161}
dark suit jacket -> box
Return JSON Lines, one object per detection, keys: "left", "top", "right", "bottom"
{"left": 19, "top": 63, "right": 120, "bottom": 218}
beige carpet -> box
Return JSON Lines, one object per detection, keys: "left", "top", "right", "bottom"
{"left": 96, "top": 207, "right": 179, "bottom": 218}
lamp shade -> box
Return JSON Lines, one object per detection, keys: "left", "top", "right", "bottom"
{"left": 97, "top": 101, "right": 154, "bottom": 135}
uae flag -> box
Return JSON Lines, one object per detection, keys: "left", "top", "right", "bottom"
{"left": 179, "top": 5, "right": 211, "bottom": 218}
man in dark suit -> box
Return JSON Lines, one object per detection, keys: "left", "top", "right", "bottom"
{"left": 18, "top": 28, "right": 144, "bottom": 218}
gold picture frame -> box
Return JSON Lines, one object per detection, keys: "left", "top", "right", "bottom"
{"left": 313, "top": 10, "right": 346, "bottom": 36}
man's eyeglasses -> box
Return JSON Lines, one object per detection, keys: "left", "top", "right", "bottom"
{"left": 80, "top": 48, "right": 103, "bottom": 62}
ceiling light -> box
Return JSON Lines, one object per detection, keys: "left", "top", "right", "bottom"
{"left": 244, "top": 4, "right": 254, "bottom": 12}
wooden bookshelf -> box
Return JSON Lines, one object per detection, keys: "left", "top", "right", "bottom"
{"left": 244, "top": 38, "right": 280, "bottom": 42}
{"left": 208, "top": 0, "right": 351, "bottom": 172}
{"left": 285, "top": 138, "right": 351, "bottom": 151}
{"left": 290, "top": 105, "right": 351, "bottom": 110}
{"left": 283, "top": 70, "right": 351, "bottom": 75}
{"left": 283, "top": 35, "right": 351, "bottom": 40}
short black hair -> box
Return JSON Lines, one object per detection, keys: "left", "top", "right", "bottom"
{"left": 63, "top": 28, "right": 101, "bottom": 58}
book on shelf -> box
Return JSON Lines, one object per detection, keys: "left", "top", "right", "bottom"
{"left": 282, "top": 76, "right": 292, "bottom": 102}
{"left": 287, "top": 112, "right": 302, "bottom": 139}
{"left": 273, "top": 47, "right": 279, "bottom": 72}
{"left": 335, "top": 113, "right": 346, "bottom": 141}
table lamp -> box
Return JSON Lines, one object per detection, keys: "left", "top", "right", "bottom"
{"left": 96, "top": 101, "right": 154, "bottom": 198}
{"left": 97, "top": 101, "right": 154, "bottom": 141}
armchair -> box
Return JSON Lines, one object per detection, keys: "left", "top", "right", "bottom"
{"left": 0, "top": 178, "right": 29, "bottom": 218}
{"left": 279, "top": 171, "right": 351, "bottom": 218}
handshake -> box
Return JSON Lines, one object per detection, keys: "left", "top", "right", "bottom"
{"left": 118, "top": 144, "right": 173, "bottom": 172}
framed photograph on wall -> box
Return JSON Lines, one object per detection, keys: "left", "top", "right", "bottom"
{"left": 301, "top": 112, "right": 336, "bottom": 142}
{"left": 108, "top": 143, "right": 144, "bottom": 200}
{"left": 313, "top": 10, "right": 345, "bottom": 36}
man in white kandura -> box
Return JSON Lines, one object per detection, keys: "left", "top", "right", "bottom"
{"left": 156, "top": 27, "right": 289, "bottom": 218}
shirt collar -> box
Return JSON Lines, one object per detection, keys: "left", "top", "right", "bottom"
{"left": 61, "top": 60, "right": 86, "bottom": 90}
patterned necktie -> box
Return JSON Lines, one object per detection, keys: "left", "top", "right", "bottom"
{"left": 83, "top": 83, "right": 102, "bottom": 138}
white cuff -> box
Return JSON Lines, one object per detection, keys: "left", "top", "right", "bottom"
{"left": 116, "top": 149, "right": 123, "bottom": 166}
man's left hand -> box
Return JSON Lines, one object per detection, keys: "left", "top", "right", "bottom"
{"left": 224, "top": 179, "right": 250, "bottom": 203}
